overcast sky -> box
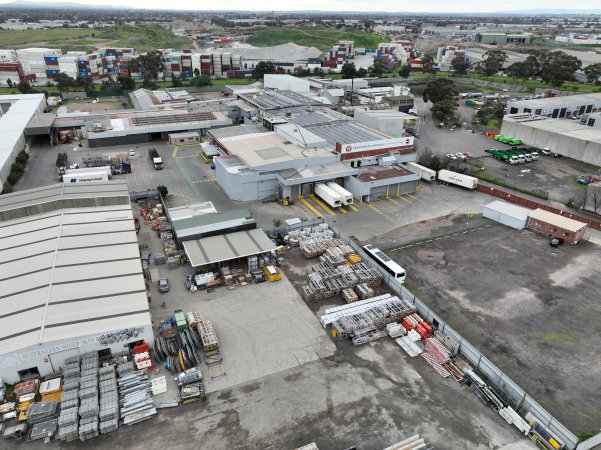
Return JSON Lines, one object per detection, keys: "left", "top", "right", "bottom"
{"left": 2, "top": 0, "right": 600, "bottom": 13}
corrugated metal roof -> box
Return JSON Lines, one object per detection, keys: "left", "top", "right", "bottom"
{"left": 484, "top": 200, "right": 531, "bottom": 220}
{"left": 528, "top": 209, "right": 587, "bottom": 232}
{"left": 183, "top": 228, "right": 276, "bottom": 267}
{"left": 0, "top": 184, "right": 150, "bottom": 356}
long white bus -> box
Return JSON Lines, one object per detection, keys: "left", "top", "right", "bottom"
{"left": 363, "top": 244, "right": 406, "bottom": 283}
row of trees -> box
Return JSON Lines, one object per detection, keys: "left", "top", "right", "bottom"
{"left": 423, "top": 78, "right": 458, "bottom": 122}
{"left": 339, "top": 59, "right": 411, "bottom": 80}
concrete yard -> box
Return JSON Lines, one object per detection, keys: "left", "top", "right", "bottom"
{"left": 387, "top": 217, "right": 601, "bottom": 435}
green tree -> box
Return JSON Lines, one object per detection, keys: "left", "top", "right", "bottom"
{"left": 356, "top": 67, "right": 368, "bottom": 78}
{"left": 137, "top": 51, "right": 163, "bottom": 80}
{"left": 475, "top": 100, "right": 505, "bottom": 125}
{"left": 313, "top": 67, "right": 324, "bottom": 75}
{"left": 17, "top": 80, "right": 33, "bottom": 94}
{"left": 193, "top": 68, "right": 200, "bottom": 77}
{"left": 539, "top": 51, "right": 582, "bottom": 87}
{"left": 6, "top": 78, "right": 13, "bottom": 88}
{"left": 142, "top": 76, "right": 158, "bottom": 90}
{"left": 423, "top": 77, "right": 457, "bottom": 104}
{"left": 254, "top": 61, "right": 276, "bottom": 80}
{"left": 451, "top": 56, "right": 469, "bottom": 75}
{"left": 430, "top": 98, "right": 458, "bottom": 121}
{"left": 506, "top": 55, "right": 540, "bottom": 79}
{"left": 156, "top": 185, "right": 168, "bottom": 197}
{"left": 171, "top": 75, "right": 183, "bottom": 87}
{"left": 117, "top": 75, "right": 135, "bottom": 91}
{"left": 399, "top": 64, "right": 411, "bottom": 78}
{"left": 55, "top": 72, "right": 77, "bottom": 92}
{"left": 272, "top": 218, "right": 283, "bottom": 227}
{"left": 421, "top": 54, "right": 436, "bottom": 73}
{"left": 76, "top": 75, "right": 95, "bottom": 93}
{"left": 340, "top": 61, "right": 357, "bottom": 79}
{"left": 477, "top": 50, "right": 507, "bottom": 76}
{"left": 369, "top": 57, "right": 388, "bottom": 77}
{"left": 189, "top": 75, "right": 212, "bottom": 87}
{"left": 583, "top": 63, "right": 601, "bottom": 84}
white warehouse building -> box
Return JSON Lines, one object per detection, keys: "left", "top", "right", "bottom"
{"left": 0, "top": 182, "right": 153, "bottom": 383}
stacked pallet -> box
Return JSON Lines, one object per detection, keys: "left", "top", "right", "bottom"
{"left": 342, "top": 288, "right": 358, "bottom": 303}
{"left": 287, "top": 223, "right": 332, "bottom": 247}
{"left": 197, "top": 320, "right": 219, "bottom": 352}
{"left": 57, "top": 406, "right": 79, "bottom": 441}
{"left": 386, "top": 322, "right": 406, "bottom": 338}
{"left": 118, "top": 371, "right": 157, "bottom": 426}
{"left": 79, "top": 353, "right": 99, "bottom": 441}
{"left": 355, "top": 283, "right": 374, "bottom": 300}
{"left": 98, "top": 366, "right": 119, "bottom": 434}
{"left": 58, "top": 357, "right": 81, "bottom": 441}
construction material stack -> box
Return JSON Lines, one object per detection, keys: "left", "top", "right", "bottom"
{"left": 78, "top": 352, "right": 99, "bottom": 441}
{"left": 118, "top": 370, "right": 157, "bottom": 426}
{"left": 98, "top": 366, "right": 119, "bottom": 434}
{"left": 58, "top": 356, "right": 81, "bottom": 441}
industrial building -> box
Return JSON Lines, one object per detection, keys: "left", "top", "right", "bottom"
{"left": 0, "top": 93, "right": 46, "bottom": 191}
{"left": 500, "top": 114, "right": 601, "bottom": 166}
{"left": 46, "top": 107, "right": 232, "bottom": 148}
{"left": 473, "top": 33, "right": 532, "bottom": 45}
{"left": 526, "top": 208, "right": 587, "bottom": 245}
{"left": 130, "top": 88, "right": 197, "bottom": 111}
{"left": 0, "top": 182, "right": 153, "bottom": 383}
{"left": 208, "top": 102, "right": 419, "bottom": 202}
{"left": 506, "top": 93, "right": 601, "bottom": 117}
{"left": 483, "top": 200, "right": 531, "bottom": 230}
{"left": 169, "top": 207, "right": 257, "bottom": 244}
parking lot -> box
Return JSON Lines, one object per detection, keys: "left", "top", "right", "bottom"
{"left": 388, "top": 218, "right": 601, "bottom": 435}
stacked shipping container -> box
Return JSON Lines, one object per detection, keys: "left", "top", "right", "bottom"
{"left": 323, "top": 40, "right": 354, "bottom": 68}
{"left": 436, "top": 46, "right": 469, "bottom": 72}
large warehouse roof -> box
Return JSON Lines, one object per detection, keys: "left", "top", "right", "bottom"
{"left": 0, "top": 182, "right": 151, "bottom": 356}
{"left": 183, "top": 228, "right": 276, "bottom": 267}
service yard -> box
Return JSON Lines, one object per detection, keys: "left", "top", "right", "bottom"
{"left": 387, "top": 218, "right": 601, "bottom": 435}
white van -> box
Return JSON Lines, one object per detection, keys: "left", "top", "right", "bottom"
{"left": 524, "top": 153, "right": 533, "bottom": 162}
{"left": 509, "top": 156, "right": 520, "bottom": 165}
{"left": 517, "top": 155, "right": 526, "bottom": 164}
{"left": 530, "top": 152, "right": 539, "bottom": 160}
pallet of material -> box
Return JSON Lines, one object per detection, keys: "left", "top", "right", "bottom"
{"left": 386, "top": 322, "right": 406, "bottom": 338}
{"left": 197, "top": 320, "right": 219, "bottom": 351}
{"left": 434, "top": 330, "right": 460, "bottom": 356}
{"left": 355, "top": 283, "right": 374, "bottom": 300}
{"left": 395, "top": 336, "right": 423, "bottom": 357}
{"left": 342, "top": 288, "right": 358, "bottom": 304}
{"left": 352, "top": 329, "right": 386, "bottom": 345}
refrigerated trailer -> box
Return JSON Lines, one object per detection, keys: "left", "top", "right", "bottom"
{"left": 326, "top": 182, "right": 354, "bottom": 205}
{"left": 314, "top": 183, "right": 342, "bottom": 208}
{"left": 62, "top": 171, "right": 109, "bottom": 184}
{"left": 437, "top": 169, "right": 478, "bottom": 189}
{"left": 405, "top": 162, "right": 436, "bottom": 182}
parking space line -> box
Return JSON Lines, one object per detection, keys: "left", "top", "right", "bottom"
{"left": 297, "top": 195, "right": 323, "bottom": 219}
{"left": 407, "top": 194, "right": 423, "bottom": 203}
{"left": 386, "top": 197, "right": 400, "bottom": 205}
{"left": 309, "top": 194, "right": 336, "bottom": 216}
{"left": 347, "top": 204, "right": 359, "bottom": 212}
{"left": 193, "top": 178, "right": 216, "bottom": 184}
{"left": 292, "top": 203, "right": 312, "bottom": 220}
{"left": 397, "top": 196, "right": 412, "bottom": 203}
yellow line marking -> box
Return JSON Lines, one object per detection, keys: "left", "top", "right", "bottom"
{"left": 309, "top": 194, "right": 336, "bottom": 216}
{"left": 408, "top": 194, "right": 422, "bottom": 202}
{"left": 292, "top": 203, "right": 311, "bottom": 220}
{"left": 348, "top": 204, "right": 359, "bottom": 212}
{"left": 338, "top": 205, "right": 348, "bottom": 214}
{"left": 297, "top": 195, "right": 323, "bottom": 219}
{"left": 386, "top": 197, "right": 400, "bottom": 205}
{"left": 176, "top": 154, "right": 201, "bottom": 159}
{"left": 172, "top": 146, "right": 178, "bottom": 158}
{"left": 397, "top": 196, "right": 412, "bottom": 203}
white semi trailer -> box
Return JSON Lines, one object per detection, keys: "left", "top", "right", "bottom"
{"left": 437, "top": 169, "right": 478, "bottom": 189}
{"left": 62, "top": 171, "right": 109, "bottom": 184}
{"left": 405, "top": 162, "right": 436, "bottom": 182}
{"left": 326, "top": 182, "right": 354, "bottom": 205}
{"left": 314, "top": 183, "right": 342, "bottom": 208}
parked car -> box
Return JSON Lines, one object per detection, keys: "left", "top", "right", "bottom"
{"left": 550, "top": 238, "right": 564, "bottom": 247}
{"left": 463, "top": 151, "right": 474, "bottom": 158}
{"left": 129, "top": 149, "right": 136, "bottom": 156}
{"left": 541, "top": 147, "right": 552, "bottom": 155}
{"left": 185, "top": 275, "right": 194, "bottom": 290}
{"left": 455, "top": 152, "right": 466, "bottom": 160}
{"left": 446, "top": 153, "right": 457, "bottom": 160}
{"left": 158, "top": 278, "right": 170, "bottom": 293}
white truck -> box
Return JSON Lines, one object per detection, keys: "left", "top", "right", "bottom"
{"left": 148, "top": 148, "right": 163, "bottom": 170}
{"left": 405, "top": 162, "right": 436, "bottom": 182}
{"left": 314, "top": 183, "right": 342, "bottom": 208}
{"left": 63, "top": 165, "right": 112, "bottom": 180}
{"left": 326, "top": 182, "right": 354, "bottom": 205}
{"left": 62, "top": 171, "right": 109, "bottom": 184}
{"left": 437, "top": 169, "right": 478, "bottom": 189}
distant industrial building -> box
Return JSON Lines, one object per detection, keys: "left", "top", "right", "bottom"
{"left": 130, "top": 88, "right": 197, "bottom": 111}
{"left": 0, "top": 93, "right": 46, "bottom": 191}
{"left": 526, "top": 209, "right": 587, "bottom": 245}
{"left": 473, "top": 33, "right": 532, "bottom": 45}
{"left": 506, "top": 93, "right": 601, "bottom": 117}
{"left": 0, "top": 182, "right": 153, "bottom": 383}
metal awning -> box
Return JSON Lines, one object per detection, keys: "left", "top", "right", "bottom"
{"left": 183, "top": 228, "right": 276, "bottom": 267}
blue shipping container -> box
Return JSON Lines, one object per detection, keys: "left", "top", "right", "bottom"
{"left": 44, "top": 56, "right": 59, "bottom": 62}
{"left": 46, "top": 69, "right": 60, "bottom": 74}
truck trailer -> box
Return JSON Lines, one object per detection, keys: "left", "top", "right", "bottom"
{"left": 437, "top": 169, "right": 478, "bottom": 189}
{"left": 148, "top": 148, "right": 163, "bottom": 170}
{"left": 62, "top": 171, "right": 109, "bottom": 184}
{"left": 326, "top": 182, "right": 354, "bottom": 205}
{"left": 314, "top": 183, "right": 342, "bottom": 208}
{"left": 405, "top": 162, "right": 436, "bottom": 181}
{"left": 61, "top": 165, "right": 112, "bottom": 181}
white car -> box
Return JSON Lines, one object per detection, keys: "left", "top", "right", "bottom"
{"left": 446, "top": 153, "right": 457, "bottom": 160}
{"left": 455, "top": 152, "right": 466, "bottom": 160}
{"left": 129, "top": 149, "right": 136, "bottom": 156}
{"left": 541, "top": 147, "right": 551, "bottom": 155}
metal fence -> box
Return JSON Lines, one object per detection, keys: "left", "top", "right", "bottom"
{"left": 266, "top": 219, "right": 583, "bottom": 449}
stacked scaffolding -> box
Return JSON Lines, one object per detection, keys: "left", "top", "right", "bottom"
{"left": 58, "top": 356, "right": 81, "bottom": 441}
{"left": 79, "top": 352, "right": 99, "bottom": 441}
{"left": 98, "top": 366, "right": 119, "bottom": 434}
{"left": 118, "top": 371, "right": 157, "bottom": 426}
{"left": 286, "top": 223, "right": 332, "bottom": 247}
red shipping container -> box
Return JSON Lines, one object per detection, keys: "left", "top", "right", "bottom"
{"left": 171, "top": 63, "right": 181, "bottom": 71}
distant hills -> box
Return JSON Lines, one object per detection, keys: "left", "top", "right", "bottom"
{"left": 0, "top": 1, "right": 137, "bottom": 10}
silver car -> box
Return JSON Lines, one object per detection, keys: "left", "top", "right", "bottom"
{"left": 158, "top": 278, "right": 169, "bottom": 293}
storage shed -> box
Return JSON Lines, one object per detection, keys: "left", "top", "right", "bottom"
{"left": 526, "top": 208, "right": 587, "bottom": 245}
{"left": 483, "top": 200, "right": 531, "bottom": 229}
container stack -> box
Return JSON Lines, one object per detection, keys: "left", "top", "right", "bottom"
{"left": 377, "top": 43, "right": 410, "bottom": 68}
{"left": 16, "top": 48, "right": 62, "bottom": 84}
{"left": 436, "top": 46, "right": 468, "bottom": 72}
{"left": 323, "top": 40, "right": 354, "bottom": 68}
{"left": 58, "top": 55, "right": 79, "bottom": 78}
{"left": 201, "top": 54, "right": 212, "bottom": 76}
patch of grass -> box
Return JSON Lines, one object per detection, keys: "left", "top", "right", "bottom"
{"left": 537, "top": 332, "right": 577, "bottom": 346}
{"left": 247, "top": 28, "right": 382, "bottom": 51}
{"left": 0, "top": 24, "right": 191, "bottom": 53}
{"left": 486, "top": 118, "right": 502, "bottom": 130}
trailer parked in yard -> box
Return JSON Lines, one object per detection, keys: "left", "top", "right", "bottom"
{"left": 405, "top": 162, "right": 436, "bottom": 182}
{"left": 62, "top": 171, "right": 109, "bottom": 184}
{"left": 438, "top": 169, "right": 478, "bottom": 189}
{"left": 326, "top": 182, "right": 354, "bottom": 205}
{"left": 314, "top": 183, "right": 342, "bottom": 208}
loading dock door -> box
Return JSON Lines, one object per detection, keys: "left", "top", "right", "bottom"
{"left": 49, "top": 347, "right": 81, "bottom": 372}
{"left": 552, "top": 109, "right": 559, "bottom": 118}
{"left": 369, "top": 185, "right": 389, "bottom": 200}
{"left": 559, "top": 108, "right": 567, "bottom": 118}
{"left": 300, "top": 183, "right": 313, "bottom": 196}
